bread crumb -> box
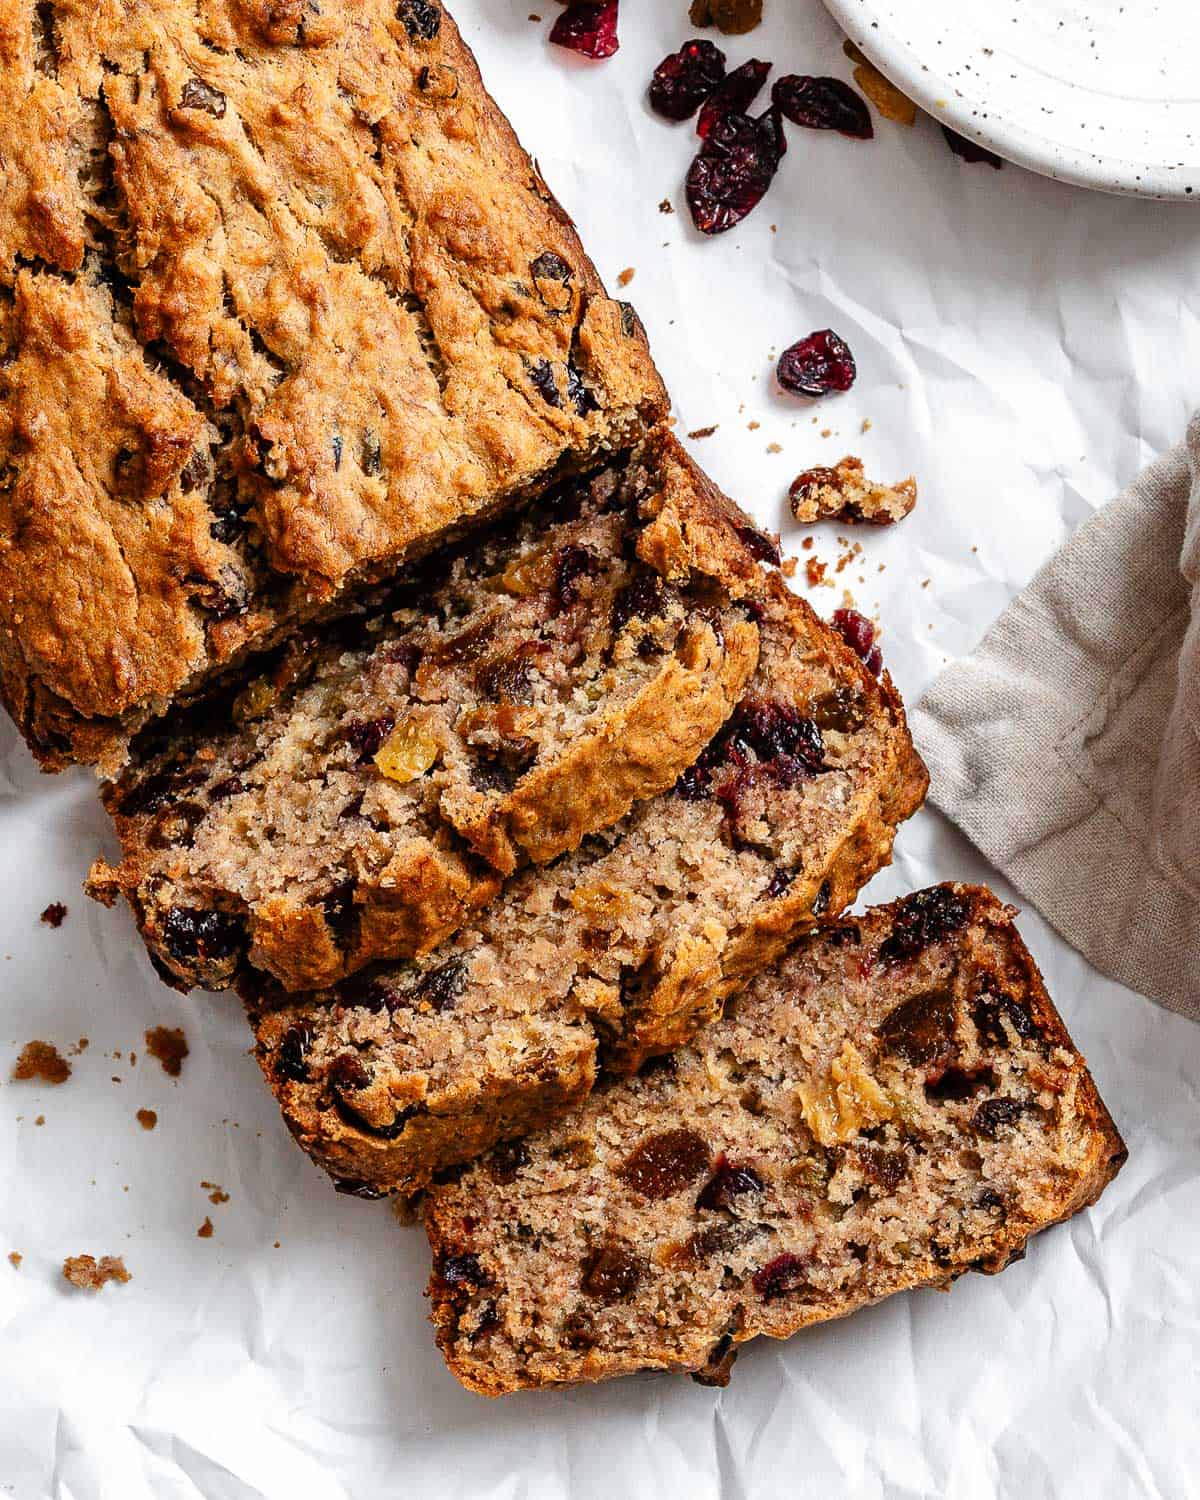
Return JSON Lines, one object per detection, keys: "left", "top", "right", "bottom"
{"left": 144, "top": 1026, "right": 188, "bottom": 1078}
{"left": 921, "top": 578, "right": 931, "bottom": 589}
{"left": 780, "top": 556, "right": 798, "bottom": 579}
{"left": 70, "top": 1038, "right": 89, "bottom": 1056}
{"left": 136, "top": 1108, "right": 157, "bottom": 1130}
{"left": 801, "top": 536, "right": 814, "bottom": 551}
{"left": 806, "top": 558, "right": 828, "bottom": 588}
{"left": 273, "top": 1240, "right": 281, "bottom": 1249}
{"left": 766, "top": 442, "right": 783, "bottom": 455}
{"left": 658, "top": 198, "right": 674, "bottom": 214}
{"left": 820, "top": 429, "right": 832, "bottom": 439}
{"left": 7, "top": 1252, "right": 21, "bottom": 1270}
{"left": 747, "top": 420, "right": 760, "bottom": 431}
{"left": 34, "top": 1115, "right": 45, "bottom": 1126}
{"left": 201, "top": 1181, "right": 230, "bottom": 1205}
{"left": 617, "top": 267, "right": 635, "bottom": 288}
{"left": 789, "top": 457, "right": 918, "bottom": 527}
{"left": 687, "top": 425, "right": 718, "bottom": 440}
{"left": 62, "top": 1254, "right": 130, "bottom": 1291}
{"left": 39, "top": 902, "right": 67, "bottom": 928}
{"left": 12, "top": 1041, "right": 70, "bottom": 1085}
{"left": 861, "top": 418, "right": 872, "bottom": 433}
{"left": 197, "top": 1217, "right": 214, "bottom": 1239}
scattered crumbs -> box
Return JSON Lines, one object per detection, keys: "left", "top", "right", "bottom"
{"left": 70, "top": 1038, "right": 89, "bottom": 1056}
{"left": 62, "top": 1254, "right": 130, "bottom": 1291}
{"left": 112, "top": 1050, "right": 122, "bottom": 1060}
{"left": 747, "top": 420, "right": 760, "bottom": 431}
{"left": 801, "top": 536, "right": 814, "bottom": 551}
{"left": 687, "top": 424, "right": 718, "bottom": 440}
{"left": 34, "top": 1115, "right": 44, "bottom": 1127}
{"left": 658, "top": 198, "right": 674, "bottom": 215}
{"left": 971, "top": 545, "right": 979, "bottom": 553}
{"left": 197, "top": 1217, "right": 214, "bottom": 1239}
{"left": 841, "top": 589, "right": 858, "bottom": 610}
{"left": 770, "top": 224, "right": 777, "bottom": 234}
{"left": 861, "top": 418, "right": 872, "bottom": 434}
{"left": 145, "top": 1026, "right": 188, "bottom": 1078}
{"left": 835, "top": 541, "right": 864, "bottom": 576}
{"left": 202, "top": 1181, "right": 230, "bottom": 1206}
{"left": 820, "top": 428, "right": 832, "bottom": 439}
{"left": 129, "top": 1052, "right": 136, "bottom": 1067}
{"left": 878, "top": 562, "right": 886, "bottom": 572}
{"left": 766, "top": 442, "right": 783, "bottom": 455}
{"left": 39, "top": 902, "right": 67, "bottom": 928}
{"left": 136, "top": 1108, "right": 157, "bottom": 1131}
{"left": 806, "top": 557, "right": 828, "bottom": 588}
{"left": 528, "top": 11, "right": 541, "bottom": 20}
{"left": 780, "top": 556, "right": 798, "bottom": 579}
{"left": 111, "top": 1076, "right": 122, "bottom": 1085}
{"left": 8, "top": 1252, "right": 21, "bottom": 1270}
{"left": 12, "top": 1041, "right": 71, "bottom": 1085}
{"left": 273, "top": 1241, "right": 281, "bottom": 1250}
{"left": 617, "top": 266, "right": 636, "bottom": 288}
{"left": 921, "top": 578, "right": 931, "bottom": 589}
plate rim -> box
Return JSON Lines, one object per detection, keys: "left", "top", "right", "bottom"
{"left": 821, "top": 0, "right": 1200, "bottom": 202}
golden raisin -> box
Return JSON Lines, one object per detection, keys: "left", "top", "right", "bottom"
{"left": 374, "top": 719, "right": 440, "bottom": 783}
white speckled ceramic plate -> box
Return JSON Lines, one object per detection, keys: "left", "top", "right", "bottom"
{"left": 822, "top": 0, "right": 1200, "bottom": 199}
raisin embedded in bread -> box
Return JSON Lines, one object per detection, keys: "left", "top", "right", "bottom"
{"left": 423, "top": 885, "right": 1126, "bottom": 1395}
{"left": 87, "top": 438, "right": 762, "bottom": 992}
{"left": 0, "top": 0, "right": 666, "bottom": 771}
{"left": 245, "top": 577, "right": 927, "bottom": 1195}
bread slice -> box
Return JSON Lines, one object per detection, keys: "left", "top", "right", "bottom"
{"left": 245, "top": 577, "right": 927, "bottom": 1196}
{"left": 0, "top": 0, "right": 665, "bottom": 770}
{"left": 87, "top": 437, "right": 763, "bottom": 993}
{"left": 423, "top": 885, "right": 1126, "bottom": 1395}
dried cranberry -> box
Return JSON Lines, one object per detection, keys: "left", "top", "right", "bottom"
{"left": 397, "top": 0, "right": 440, "bottom": 41}
{"left": 811, "top": 879, "right": 831, "bottom": 915}
{"left": 328, "top": 1051, "right": 371, "bottom": 1092}
{"left": 549, "top": 0, "right": 618, "bottom": 60}
{"left": 565, "top": 362, "right": 599, "bottom": 415}
{"left": 772, "top": 75, "right": 872, "bottom": 139}
{"left": 725, "top": 699, "right": 825, "bottom": 770}
{"left": 530, "top": 251, "right": 574, "bottom": 312}
{"left": 118, "top": 766, "right": 207, "bottom": 817}
{"left": 942, "top": 126, "right": 1003, "bottom": 169}
{"left": 876, "top": 988, "right": 959, "bottom": 1067}
{"left": 618, "top": 1128, "right": 709, "bottom": 1199}
{"left": 161, "top": 906, "right": 243, "bottom": 965}
{"left": 765, "top": 868, "right": 792, "bottom": 900}
{"left": 488, "top": 1138, "right": 530, "bottom": 1184}
{"left": 696, "top": 1156, "right": 763, "bottom": 1211}
{"left": 777, "top": 329, "right": 857, "bottom": 398}
{"left": 208, "top": 774, "right": 245, "bottom": 802}
{"left": 343, "top": 715, "right": 395, "bottom": 762}
{"left": 972, "top": 1097, "right": 1025, "bottom": 1138}
{"left": 553, "top": 544, "right": 599, "bottom": 609}
{"left": 734, "top": 522, "right": 781, "bottom": 567}
{"left": 436, "top": 1252, "right": 490, "bottom": 1289}
{"left": 855, "top": 1144, "right": 906, "bottom": 1191}
{"left": 752, "top": 1252, "right": 810, "bottom": 1301}
{"left": 649, "top": 39, "right": 726, "bottom": 122}
{"left": 831, "top": 608, "right": 882, "bottom": 675}
{"left": 696, "top": 58, "right": 771, "bottom": 139}
{"left": 925, "top": 1064, "right": 996, "bottom": 1103}
{"left": 179, "top": 77, "right": 227, "bottom": 118}
{"left": 611, "top": 572, "right": 668, "bottom": 636}
{"left": 878, "top": 887, "right": 970, "bottom": 965}
{"left": 686, "top": 106, "right": 786, "bottom": 235}
{"left": 275, "top": 1024, "right": 313, "bottom": 1084}
{"left": 580, "top": 1245, "right": 641, "bottom": 1302}
{"left": 416, "top": 957, "right": 468, "bottom": 1013}
{"left": 972, "top": 990, "right": 1041, "bottom": 1048}
{"left": 527, "top": 357, "right": 561, "bottom": 407}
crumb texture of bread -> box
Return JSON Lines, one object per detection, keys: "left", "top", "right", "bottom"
{"left": 11, "top": 1040, "right": 71, "bottom": 1084}
{"left": 0, "top": 0, "right": 666, "bottom": 768}
{"left": 62, "top": 1253, "right": 131, "bottom": 1290}
{"left": 88, "top": 438, "right": 762, "bottom": 992}
{"left": 246, "top": 576, "right": 927, "bottom": 1196}
{"left": 789, "top": 456, "right": 917, "bottom": 526}
{"left": 423, "top": 885, "right": 1126, "bottom": 1395}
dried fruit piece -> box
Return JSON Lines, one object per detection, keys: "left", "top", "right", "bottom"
{"left": 179, "top": 77, "right": 227, "bottom": 118}
{"left": 796, "top": 1039, "right": 893, "bottom": 1146}
{"left": 436, "top": 1252, "right": 491, "bottom": 1289}
{"left": 772, "top": 75, "right": 872, "bottom": 140}
{"left": 689, "top": 0, "right": 762, "bottom": 34}
{"left": 649, "top": 39, "right": 727, "bottom": 122}
{"left": 943, "top": 126, "right": 1003, "bottom": 169}
{"left": 618, "top": 1128, "right": 709, "bottom": 1199}
{"left": 752, "top": 1252, "right": 809, "bottom": 1301}
{"left": 581, "top": 1245, "right": 642, "bottom": 1302}
{"left": 697, "top": 58, "right": 771, "bottom": 139}
{"left": 416, "top": 63, "right": 459, "bottom": 102}
{"left": 789, "top": 456, "right": 916, "bottom": 525}
{"left": 878, "top": 887, "right": 970, "bottom": 965}
{"left": 374, "top": 719, "right": 440, "bottom": 784}
{"left": 877, "top": 989, "right": 959, "bottom": 1067}
{"left": 850, "top": 57, "right": 916, "bottom": 125}
{"left": 972, "top": 1097, "right": 1025, "bottom": 1137}
{"left": 397, "top": 0, "right": 441, "bottom": 41}
{"left": 530, "top": 251, "right": 574, "bottom": 313}
{"left": 549, "top": 1, "right": 619, "bottom": 60}
{"left": 686, "top": 107, "right": 786, "bottom": 236}
{"left": 831, "top": 608, "right": 882, "bottom": 676}
{"left": 777, "top": 330, "right": 857, "bottom": 399}
{"left": 695, "top": 1157, "right": 763, "bottom": 1211}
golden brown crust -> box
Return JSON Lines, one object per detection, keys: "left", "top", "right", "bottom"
{"left": 0, "top": 0, "right": 665, "bottom": 769}
{"left": 424, "top": 884, "right": 1126, "bottom": 1396}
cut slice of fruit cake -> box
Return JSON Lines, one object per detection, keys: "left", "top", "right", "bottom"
{"left": 245, "top": 574, "right": 928, "bottom": 1196}
{"left": 88, "top": 436, "right": 764, "bottom": 993}
{"left": 424, "top": 885, "right": 1126, "bottom": 1395}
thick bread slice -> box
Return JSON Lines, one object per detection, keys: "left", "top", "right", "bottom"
{"left": 424, "top": 885, "right": 1126, "bottom": 1395}
{"left": 245, "top": 576, "right": 927, "bottom": 1195}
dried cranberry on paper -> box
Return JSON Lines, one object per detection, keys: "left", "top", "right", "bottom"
{"left": 942, "top": 125, "right": 1004, "bottom": 169}
{"left": 696, "top": 57, "right": 771, "bottom": 138}
{"left": 831, "top": 607, "right": 882, "bottom": 676}
{"left": 549, "top": 1, "right": 619, "bottom": 60}
{"left": 649, "top": 39, "right": 727, "bottom": 122}
{"left": 777, "top": 329, "right": 857, "bottom": 398}
{"left": 772, "top": 74, "right": 873, "bottom": 139}
{"left": 686, "top": 106, "right": 787, "bottom": 235}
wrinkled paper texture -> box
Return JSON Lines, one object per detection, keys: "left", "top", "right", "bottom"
{"left": 2, "top": 3, "right": 1198, "bottom": 1495}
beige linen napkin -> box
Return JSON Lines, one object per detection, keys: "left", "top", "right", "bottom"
{"left": 912, "top": 414, "right": 1200, "bottom": 1018}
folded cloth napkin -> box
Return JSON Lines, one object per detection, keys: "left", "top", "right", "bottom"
{"left": 912, "top": 414, "right": 1200, "bottom": 1019}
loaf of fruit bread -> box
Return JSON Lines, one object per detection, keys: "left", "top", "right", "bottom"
{"left": 87, "top": 436, "right": 764, "bottom": 992}
{"left": 0, "top": 0, "right": 665, "bottom": 770}
{"left": 424, "top": 885, "right": 1126, "bottom": 1395}
{"left": 245, "top": 575, "right": 928, "bottom": 1196}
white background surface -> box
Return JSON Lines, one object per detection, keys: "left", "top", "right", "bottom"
{"left": 2, "top": 3, "right": 1198, "bottom": 1496}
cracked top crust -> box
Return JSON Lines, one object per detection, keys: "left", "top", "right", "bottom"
{"left": 0, "top": 0, "right": 665, "bottom": 768}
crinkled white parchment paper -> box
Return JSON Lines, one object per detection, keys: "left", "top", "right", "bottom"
{"left": 2, "top": 4, "right": 1199, "bottom": 1496}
